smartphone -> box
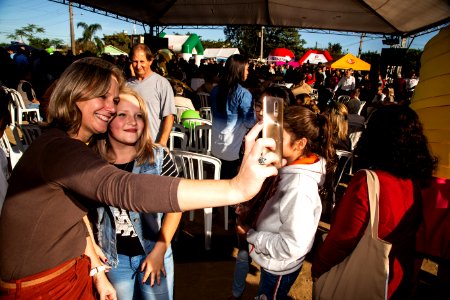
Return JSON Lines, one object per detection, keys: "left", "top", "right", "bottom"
{"left": 262, "top": 96, "right": 283, "bottom": 168}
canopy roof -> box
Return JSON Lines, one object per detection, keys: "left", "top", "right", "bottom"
{"left": 204, "top": 48, "right": 240, "bottom": 59}
{"left": 69, "top": 0, "right": 450, "bottom": 35}
{"left": 103, "top": 45, "right": 127, "bottom": 56}
{"left": 299, "top": 50, "right": 333, "bottom": 65}
{"left": 269, "top": 48, "right": 295, "bottom": 58}
{"left": 331, "top": 53, "right": 371, "bottom": 71}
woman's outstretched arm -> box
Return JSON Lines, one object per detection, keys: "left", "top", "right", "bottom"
{"left": 177, "top": 122, "right": 283, "bottom": 211}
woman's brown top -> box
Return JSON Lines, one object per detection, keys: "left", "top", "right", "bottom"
{"left": 0, "top": 128, "right": 181, "bottom": 281}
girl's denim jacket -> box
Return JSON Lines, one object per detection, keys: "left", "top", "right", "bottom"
{"left": 95, "top": 147, "right": 171, "bottom": 267}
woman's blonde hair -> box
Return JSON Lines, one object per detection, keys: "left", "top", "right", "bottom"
{"left": 95, "top": 86, "right": 155, "bottom": 165}
{"left": 322, "top": 102, "right": 348, "bottom": 141}
{"left": 47, "top": 57, "right": 125, "bottom": 135}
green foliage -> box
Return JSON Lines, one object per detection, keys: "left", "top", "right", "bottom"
{"left": 76, "top": 22, "right": 103, "bottom": 54}
{"left": 201, "top": 39, "right": 231, "bottom": 49}
{"left": 403, "top": 48, "right": 423, "bottom": 74}
{"left": 6, "top": 23, "right": 65, "bottom": 50}
{"left": 7, "top": 24, "right": 45, "bottom": 45}
{"left": 224, "top": 26, "right": 306, "bottom": 59}
{"left": 327, "top": 42, "right": 343, "bottom": 58}
{"left": 103, "top": 32, "right": 132, "bottom": 53}
{"left": 28, "top": 37, "right": 64, "bottom": 49}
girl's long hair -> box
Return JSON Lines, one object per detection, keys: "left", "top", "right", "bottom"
{"left": 216, "top": 54, "right": 248, "bottom": 113}
{"left": 283, "top": 106, "right": 336, "bottom": 174}
{"left": 94, "top": 86, "right": 155, "bottom": 165}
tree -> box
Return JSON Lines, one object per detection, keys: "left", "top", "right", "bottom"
{"left": 327, "top": 42, "right": 343, "bottom": 58}
{"left": 224, "top": 26, "right": 306, "bottom": 59}
{"left": 103, "top": 32, "right": 132, "bottom": 53}
{"left": 76, "top": 22, "right": 103, "bottom": 54}
{"left": 7, "top": 24, "right": 64, "bottom": 49}
{"left": 201, "top": 39, "right": 231, "bottom": 49}
{"left": 28, "top": 37, "right": 64, "bottom": 50}
{"left": 7, "top": 24, "right": 44, "bottom": 43}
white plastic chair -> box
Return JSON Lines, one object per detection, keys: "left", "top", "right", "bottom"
{"left": 180, "top": 118, "right": 212, "bottom": 153}
{"left": 357, "top": 101, "right": 366, "bottom": 115}
{"left": 192, "top": 124, "right": 212, "bottom": 155}
{"left": 171, "top": 150, "right": 227, "bottom": 250}
{"left": 333, "top": 150, "right": 353, "bottom": 207}
{"left": 349, "top": 131, "right": 363, "bottom": 151}
{"left": 5, "top": 88, "right": 42, "bottom": 124}
{"left": 197, "top": 92, "right": 210, "bottom": 108}
{"left": 199, "top": 107, "right": 212, "bottom": 121}
{"left": 1, "top": 126, "right": 24, "bottom": 169}
{"left": 175, "top": 105, "right": 192, "bottom": 123}
{"left": 168, "top": 131, "right": 187, "bottom": 151}
{"left": 337, "top": 95, "right": 351, "bottom": 104}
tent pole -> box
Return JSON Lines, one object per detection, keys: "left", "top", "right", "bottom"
{"left": 260, "top": 26, "right": 264, "bottom": 60}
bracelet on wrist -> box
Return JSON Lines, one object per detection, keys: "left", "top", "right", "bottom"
{"left": 89, "top": 265, "right": 107, "bottom": 277}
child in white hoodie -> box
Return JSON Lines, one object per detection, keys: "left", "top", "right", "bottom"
{"left": 236, "top": 106, "right": 335, "bottom": 300}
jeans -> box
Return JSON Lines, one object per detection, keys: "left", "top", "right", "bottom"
{"left": 231, "top": 234, "right": 250, "bottom": 297}
{"left": 256, "top": 267, "right": 302, "bottom": 300}
{"left": 107, "top": 253, "right": 174, "bottom": 300}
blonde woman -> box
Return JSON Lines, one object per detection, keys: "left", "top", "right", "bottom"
{"left": 322, "top": 102, "right": 350, "bottom": 151}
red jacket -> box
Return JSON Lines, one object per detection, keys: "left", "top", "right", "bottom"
{"left": 312, "top": 170, "right": 420, "bottom": 299}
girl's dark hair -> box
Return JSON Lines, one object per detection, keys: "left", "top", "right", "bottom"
{"left": 262, "top": 86, "right": 293, "bottom": 109}
{"left": 355, "top": 105, "right": 437, "bottom": 185}
{"left": 216, "top": 54, "right": 248, "bottom": 112}
{"left": 283, "top": 106, "right": 336, "bottom": 174}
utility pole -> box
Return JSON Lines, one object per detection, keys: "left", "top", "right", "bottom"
{"left": 259, "top": 26, "right": 264, "bottom": 61}
{"left": 69, "top": 1, "right": 76, "bottom": 54}
{"left": 358, "top": 33, "right": 365, "bottom": 58}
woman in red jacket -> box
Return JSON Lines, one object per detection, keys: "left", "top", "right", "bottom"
{"left": 312, "top": 105, "right": 437, "bottom": 299}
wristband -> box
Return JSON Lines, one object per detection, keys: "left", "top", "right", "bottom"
{"left": 89, "top": 265, "right": 107, "bottom": 276}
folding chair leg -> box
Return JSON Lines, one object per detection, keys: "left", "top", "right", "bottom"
{"left": 204, "top": 208, "right": 212, "bottom": 250}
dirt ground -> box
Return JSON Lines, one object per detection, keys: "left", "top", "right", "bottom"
{"left": 172, "top": 208, "right": 442, "bottom": 300}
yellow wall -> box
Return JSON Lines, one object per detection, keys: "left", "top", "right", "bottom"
{"left": 410, "top": 26, "right": 450, "bottom": 179}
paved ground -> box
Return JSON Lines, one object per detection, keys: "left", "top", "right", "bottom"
{"left": 172, "top": 208, "right": 442, "bottom": 300}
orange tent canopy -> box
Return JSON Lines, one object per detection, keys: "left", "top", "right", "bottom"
{"left": 331, "top": 53, "right": 371, "bottom": 71}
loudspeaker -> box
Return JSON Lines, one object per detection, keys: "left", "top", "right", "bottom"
{"left": 381, "top": 48, "right": 407, "bottom": 66}
{"left": 144, "top": 35, "right": 168, "bottom": 54}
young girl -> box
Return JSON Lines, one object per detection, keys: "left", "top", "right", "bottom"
{"left": 237, "top": 106, "right": 335, "bottom": 299}
{"left": 92, "top": 87, "right": 181, "bottom": 299}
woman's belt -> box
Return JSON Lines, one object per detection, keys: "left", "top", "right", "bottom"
{"left": 0, "top": 258, "right": 77, "bottom": 289}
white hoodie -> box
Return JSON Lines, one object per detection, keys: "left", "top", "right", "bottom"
{"left": 247, "top": 157, "right": 326, "bottom": 275}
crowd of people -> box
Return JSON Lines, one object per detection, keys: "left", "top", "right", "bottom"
{"left": 0, "top": 42, "right": 445, "bottom": 300}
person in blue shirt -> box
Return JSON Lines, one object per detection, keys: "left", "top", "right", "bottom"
{"left": 210, "top": 54, "right": 256, "bottom": 180}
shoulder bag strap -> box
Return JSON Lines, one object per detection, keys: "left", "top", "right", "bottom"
{"left": 364, "top": 169, "right": 381, "bottom": 239}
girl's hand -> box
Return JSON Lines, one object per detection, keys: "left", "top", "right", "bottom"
{"left": 93, "top": 272, "right": 117, "bottom": 300}
{"left": 140, "top": 247, "right": 166, "bottom": 286}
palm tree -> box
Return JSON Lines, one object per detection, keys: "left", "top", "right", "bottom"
{"left": 76, "top": 22, "right": 103, "bottom": 54}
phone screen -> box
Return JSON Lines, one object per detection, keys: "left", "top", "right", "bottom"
{"left": 262, "top": 96, "right": 283, "bottom": 168}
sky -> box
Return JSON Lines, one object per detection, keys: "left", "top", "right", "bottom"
{"left": 0, "top": 0, "right": 441, "bottom": 55}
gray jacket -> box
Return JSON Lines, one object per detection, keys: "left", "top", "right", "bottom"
{"left": 247, "top": 157, "right": 325, "bottom": 275}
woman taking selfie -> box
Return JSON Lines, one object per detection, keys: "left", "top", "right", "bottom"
{"left": 0, "top": 57, "right": 281, "bottom": 299}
